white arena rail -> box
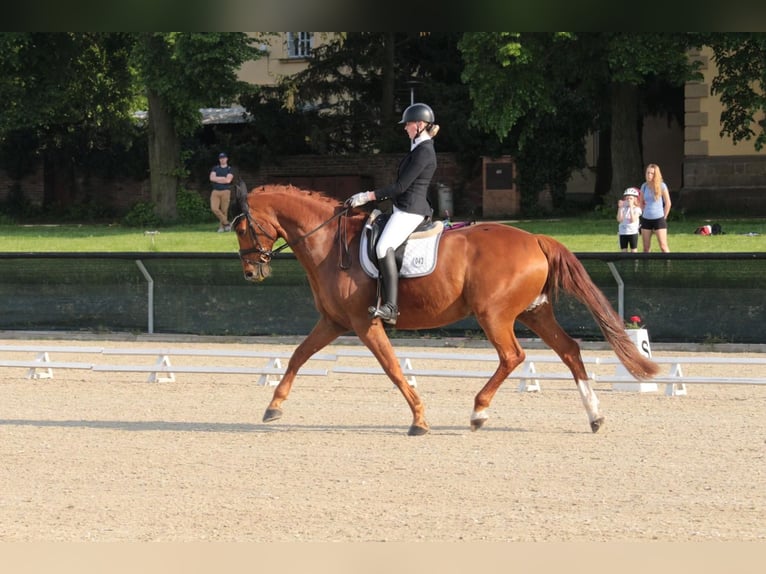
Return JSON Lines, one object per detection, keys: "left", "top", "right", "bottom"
{"left": 0, "top": 345, "right": 334, "bottom": 386}
{"left": 1, "top": 344, "right": 764, "bottom": 395}
{"left": 330, "top": 348, "right": 766, "bottom": 396}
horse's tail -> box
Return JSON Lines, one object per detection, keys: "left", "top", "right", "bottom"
{"left": 536, "top": 235, "right": 659, "bottom": 380}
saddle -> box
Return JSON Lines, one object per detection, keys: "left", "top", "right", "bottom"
{"left": 359, "top": 210, "right": 444, "bottom": 279}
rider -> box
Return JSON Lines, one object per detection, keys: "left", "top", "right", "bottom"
{"left": 345, "top": 103, "right": 439, "bottom": 325}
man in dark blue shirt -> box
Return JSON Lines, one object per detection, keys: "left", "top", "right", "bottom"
{"left": 210, "top": 152, "right": 234, "bottom": 232}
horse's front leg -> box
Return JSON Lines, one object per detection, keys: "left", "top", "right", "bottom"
{"left": 470, "top": 313, "right": 526, "bottom": 431}
{"left": 263, "top": 317, "right": 346, "bottom": 423}
{"left": 356, "top": 320, "right": 429, "bottom": 436}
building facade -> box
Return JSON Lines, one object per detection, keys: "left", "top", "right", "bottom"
{"left": 679, "top": 47, "right": 766, "bottom": 213}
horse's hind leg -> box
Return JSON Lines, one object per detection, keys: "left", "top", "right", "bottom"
{"left": 263, "top": 316, "right": 346, "bottom": 423}
{"left": 519, "top": 303, "right": 604, "bottom": 433}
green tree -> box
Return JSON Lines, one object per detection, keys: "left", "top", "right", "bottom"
{"left": 0, "top": 32, "right": 265, "bottom": 220}
{"left": 262, "top": 32, "right": 482, "bottom": 156}
{"left": 459, "top": 33, "right": 596, "bottom": 211}
{"left": 459, "top": 33, "right": 703, "bottom": 208}
{"left": 706, "top": 33, "right": 766, "bottom": 151}
{"left": 132, "top": 32, "right": 264, "bottom": 219}
{"left": 0, "top": 32, "right": 137, "bottom": 210}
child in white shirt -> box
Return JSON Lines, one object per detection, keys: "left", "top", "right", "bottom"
{"left": 617, "top": 187, "right": 642, "bottom": 252}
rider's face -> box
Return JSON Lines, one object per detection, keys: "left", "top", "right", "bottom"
{"left": 404, "top": 121, "right": 421, "bottom": 139}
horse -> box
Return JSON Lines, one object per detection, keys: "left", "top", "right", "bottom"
{"left": 232, "top": 183, "right": 659, "bottom": 436}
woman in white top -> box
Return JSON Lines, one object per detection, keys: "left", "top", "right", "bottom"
{"left": 638, "top": 163, "right": 672, "bottom": 252}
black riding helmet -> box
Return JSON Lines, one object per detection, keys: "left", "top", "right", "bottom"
{"left": 398, "top": 103, "right": 435, "bottom": 125}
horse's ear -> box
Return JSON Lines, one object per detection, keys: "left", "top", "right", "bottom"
{"left": 235, "top": 178, "right": 249, "bottom": 213}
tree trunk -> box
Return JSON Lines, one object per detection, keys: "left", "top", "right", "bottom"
{"left": 593, "top": 127, "right": 612, "bottom": 203}
{"left": 146, "top": 88, "right": 179, "bottom": 220}
{"left": 609, "top": 82, "right": 644, "bottom": 204}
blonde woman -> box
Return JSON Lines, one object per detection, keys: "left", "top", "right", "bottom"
{"left": 638, "top": 163, "right": 671, "bottom": 252}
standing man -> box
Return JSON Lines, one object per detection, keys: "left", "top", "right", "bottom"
{"left": 210, "top": 152, "right": 233, "bottom": 232}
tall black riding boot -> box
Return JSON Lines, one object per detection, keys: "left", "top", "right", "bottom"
{"left": 369, "top": 247, "right": 399, "bottom": 325}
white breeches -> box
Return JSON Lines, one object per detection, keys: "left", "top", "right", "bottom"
{"left": 375, "top": 206, "right": 426, "bottom": 259}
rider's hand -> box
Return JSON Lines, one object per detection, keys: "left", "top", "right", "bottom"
{"left": 345, "top": 191, "right": 375, "bottom": 208}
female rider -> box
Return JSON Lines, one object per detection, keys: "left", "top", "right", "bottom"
{"left": 345, "top": 103, "right": 440, "bottom": 325}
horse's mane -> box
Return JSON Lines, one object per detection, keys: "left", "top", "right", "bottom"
{"left": 251, "top": 184, "right": 341, "bottom": 208}
{"left": 251, "top": 184, "right": 368, "bottom": 231}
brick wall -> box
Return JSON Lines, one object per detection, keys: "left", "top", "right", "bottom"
{"left": 1, "top": 152, "right": 483, "bottom": 217}
{"left": 239, "top": 152, "right": 477, "bottom": 203}
{"left": 0, "top": 165, "right": 150, "bottom": 214}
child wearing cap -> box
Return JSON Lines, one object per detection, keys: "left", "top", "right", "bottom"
{"left": 617, "top": 187, "right": 642, "bottom": 252}
{"left": 209, "top": 152, "right": 234, "bottom": 232}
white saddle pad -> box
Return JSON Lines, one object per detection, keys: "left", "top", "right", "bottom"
{"left": 359, "top": 220, "right": 444, "bottom": 279}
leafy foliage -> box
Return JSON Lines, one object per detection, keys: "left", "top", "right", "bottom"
{"left": 133, "top": 33, "right": 264, "bottom": 136}
{"left": 262, "top": 33, "right": 485, "bottom": 157}
{"left": 0, "top": 33, "right": 139, "bottom": 208}
{"left": 0, "top": 32, "right": 267, "bottom": 220}
{"left": 459, "top": 33, "right": 704, "bottom": 211}
{"left": 123, "top": 200, "right": 162, "bottom": 228}
{"left": 176, "top": 188, "right": 214, "bottom": 224}
{"left": 707, "top": 33, "right": 766, "bottom": 151}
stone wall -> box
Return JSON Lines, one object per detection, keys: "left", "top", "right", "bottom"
{"left": 679, "top": 155, "right": 766, "bottom": 214}
{"left": 680, "top": 48, "right": 766, "bottom": 215}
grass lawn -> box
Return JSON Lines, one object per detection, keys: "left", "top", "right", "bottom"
{"left": 0, "top": 216, "right": 764, "bottom": 253}
{"left": 505, "top": 216, "right": 766, "bottom": 252}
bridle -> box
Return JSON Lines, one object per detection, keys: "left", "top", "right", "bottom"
{"left": 234, "top": 201, "right": 351, "bottom": 267}
{"left": 233, "top": 212, "right": 282, "bottom": 266}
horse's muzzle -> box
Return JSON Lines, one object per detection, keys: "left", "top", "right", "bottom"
{"left": 244, "top": 262, "right": 271, "bottom": 283}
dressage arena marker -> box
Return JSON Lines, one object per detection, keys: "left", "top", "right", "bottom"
{"left": 1, "top": 344, "right": 765, "bottom": 394}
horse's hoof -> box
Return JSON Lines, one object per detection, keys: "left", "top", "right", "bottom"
{"left": 470, "top": 410, "right": 488, "bottom": 431}
{"left": 407, "top": 424, "right": 429, "bottom": 436}
{"left": 590, "top": 417, "right": 605, "bottom": 433}
{"left": 263, "top": 408, "right": 283, "bottom": 423}
{"left": 470, "top": 418, "right": 486, "bottom": 432}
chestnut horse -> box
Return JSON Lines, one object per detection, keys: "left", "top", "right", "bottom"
{"left": 233, "top": 184, "right": 659, "bottom": 436}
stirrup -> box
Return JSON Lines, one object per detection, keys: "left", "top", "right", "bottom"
{"left": 368, "top": 303, "right": 398, "bottom": 325}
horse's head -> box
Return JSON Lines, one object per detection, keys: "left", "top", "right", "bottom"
{"left": 232, "top": 182, "right": 277, "bottom": 283}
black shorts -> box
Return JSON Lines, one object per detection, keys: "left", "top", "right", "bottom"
{"left": 640, "top": 216, "right": 667, "bottom": 231}
{"left": 619, "top": 233, "right": 638, "bottom": 250}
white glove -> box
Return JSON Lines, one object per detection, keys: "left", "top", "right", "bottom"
{"left": 345, "top": 191, "right": 375, "bottom": 208}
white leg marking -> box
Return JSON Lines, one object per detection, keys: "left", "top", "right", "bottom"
{"left": 525, "top": 294, "right": 548, "bottom": 312}
{"left": 576, "top": 379, "right": 600, "bottom": 422}
{"left": 471, "top": 410, "right": 489, "bottom": 423}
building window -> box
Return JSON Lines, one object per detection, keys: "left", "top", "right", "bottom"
{"left": 287, "top": 32, "right": 313, "bottom": 59}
